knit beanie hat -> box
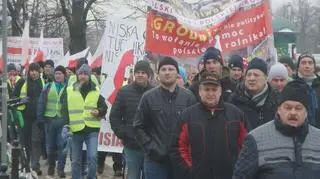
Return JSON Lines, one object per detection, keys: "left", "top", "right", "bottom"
{"left": 297, "top": 53, "right": 316, "bottom": 69}
{"left": 55, "top": 65, "right": 66, "bottom": 76}
{"left": 7, "top": 63, "right": 16, "bottom": 71}
{"left": 247, "top": 57, "right": 267, "bottom": 75}
{"left": 279, "top": 80, "right": 309, "bottom": 109}
{"left": 279, "top": 56, "right": 295, "bottom": 71}
{"left": 44, "top": 59, "right": 55, "bottom": 68}
{"left": 77, "top": 64, "right": 92, "bottom": 76}
{"left": 203, "top": 47, "right": 223, "bottom": 65}
{"left": 268, "top": 63, "right": 288, "bottom": 80}
{"left": 178, "top": 66, "right": 187, "bottom": 83}
{"left": 134, "top": 60, "right": 152, "bottom": 76}
{"left": 228, "top": 55, "right": 243, "bottom": 70}
{"left": 158, "top": 57, "right": 179, "bottom": 73}
{"left": 29, "top": 62, "right": 41, "bottom": 72}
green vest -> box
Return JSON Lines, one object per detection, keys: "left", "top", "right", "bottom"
{"left": 44, "top": 83, "right": 65, "bottom": 117}
{"left": 67, "top": 85, "right": 100, "bottom": 133}
{"left": 17, "top": 77, "right": 45, "bottom": 111}
{"left": 68, "top": 75, "right": 77, "bottom": 87}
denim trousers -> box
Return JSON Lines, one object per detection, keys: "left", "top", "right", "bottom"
{"left": 124, "top": 147, "right": 144, "bottom": 179}
{"left": 144, "top": 156, "right": 174, "bottom": 179}
{"left": 46, "top": 119, "right": 66, "bottom": 169}
{"left": 71, "top": 131, "right": 98, "bottom": 179}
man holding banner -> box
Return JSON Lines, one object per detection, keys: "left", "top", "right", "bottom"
{"left": 134, "top": 57, "right": 196, "bottom": 179}
{"left": 110, "top": 60, "right": 153, "bottom": 179}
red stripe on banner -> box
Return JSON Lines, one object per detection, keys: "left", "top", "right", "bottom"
{"left": 8, "top": 47, "right": 33, "bottom": 55}
{"left": 90, "top": 54, "right": 103, "bottom": 68}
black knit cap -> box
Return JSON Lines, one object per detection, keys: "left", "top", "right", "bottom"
{"left": 247, "top": 57, "right": 267, "bottom": 75}
{"left": 203, "top": 47, "right": 223, "bottom": 65}
{"left": 54, "top": 65, "right": 66, "bottom": 76}
{"left": 279, "top": 80, "right": 309, "bottom": 109}
{"left": 158, "top": 57, "right": 179, "bottom": 73}
{"left": 134, "top": 60, "right": 152, "bottom": 76}
{"left": 44, "top": 59, "right": 54, "bottom": 67}
{"left": 7, "top": 63, "right": 16, "bottom": 71}
{"left": 228, "top": 55, "right": 243, "bottom": 70}
{"left": 29, "top": 62, "right": 41, "bottom": 72}
{"left": 297, "top": 53, "right": 316, "bottom": 69}
{"left": 279, "top": 56, "right": 295, "bottom": 70}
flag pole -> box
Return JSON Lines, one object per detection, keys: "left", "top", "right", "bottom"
{"left": 2, "top": 0, "right": 8, "bottom": 166}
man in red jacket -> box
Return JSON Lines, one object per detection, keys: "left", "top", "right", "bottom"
{"left": 171, "top": 71, "right": 250, "bottom": 179}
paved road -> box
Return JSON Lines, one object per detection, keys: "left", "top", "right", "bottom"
{"left": 38, "top": 156, "right": 122, "bottom": 179}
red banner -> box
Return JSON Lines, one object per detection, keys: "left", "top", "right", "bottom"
{"left": 145, "top": 1, "right": 272, "bottom": 58}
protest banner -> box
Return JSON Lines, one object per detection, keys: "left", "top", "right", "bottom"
{"left": 98, "top": 19, "right": 145, "bottom": 153}
{"left": 7, "top": 36, "right": 64, "bottom": 65}
{"left": 145, "top": 0, "right": 275, "bottom": 65}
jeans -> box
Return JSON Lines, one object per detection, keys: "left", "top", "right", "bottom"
{"left": 144, "top": 156, "right": 173, "bottom": 179}
{"left": 124, "top": 147, "right": 144, "bottom": 179}
{"left": 71, "top": 131, "right": 98, "bottom": 179}
{"left": 46, "top": 119, "right": 66, "bottom": 169}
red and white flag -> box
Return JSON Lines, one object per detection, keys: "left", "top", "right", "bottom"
{"left": 31, "top": 29, "right": 45, "bottom": 63}
{"left": 21, "top": 21, "right": 30, "bottom": 68}
{"left": 67, "top": 47, "right": 90, "bottom": 68}
{"left": 90, "top": 29, "right": 108, "bottom": 69}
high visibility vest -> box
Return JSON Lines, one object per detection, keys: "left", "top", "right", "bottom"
{"left": 44, "top": 83, "right": 65, "bottom": 117}
{"left": 7, "top": 76, "right": 21, "bottom": 89}
{"left": 67, "top": 85, "right": 100, "bottom": 133}
{"left": 17, "top": 78, "right": 45, "bottom": 111}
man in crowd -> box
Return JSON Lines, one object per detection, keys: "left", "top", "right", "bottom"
{"left": 134, "top": 57, "right": 196, "bottom": 179}
{"left": 221, "top": 54, "right": 244, "bottom": 100}
{"left": 293, "top": 53, "right": 320, "bottom": 127}
{"left": 43, "top": 60, "right": 55, "bottom": 84}
{"left": 233, "top": 80, "right": 320, "bottom": 179}
{"left": 7, "top": 63, "right": 20, "bottom": 98}
{"left": 190, "top": 47, "right": 223, "bottom": 100}
{"left": 110, "top": 60, "right": 153, "bottom": 179}
{"left": 14, "top": 62, "right": 45, "bottom": 175}
{"left": 268, "top": 63, "right": 289, "bottom": 92}
{"left": 37, "top": 65, "right": 67, "bottom": 178}
{"left": 229, "top": 58, "right": 278, "bottom": 129}
{"left": 278, "top": 56, "right": 295, "bottom": 78}
{"left": 177, "top": 66, "right": 188, "bottom": 87}
{"left": 61, "top": 64, "right": 108, "bottom": 179}
{"left": 171, "top": 71, "right": 249, "bottom": 179}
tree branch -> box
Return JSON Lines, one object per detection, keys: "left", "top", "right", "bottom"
{"left": 83, "top": 0, "right": 96, "bottom": 22}
{"left": 59, "top": 0, "right": 72, "bottom": 28}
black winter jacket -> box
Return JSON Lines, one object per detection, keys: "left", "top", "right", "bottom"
{"left": 134, "top": 86, "right": 196, "bottom": 165}
{"left": 171, "top": 102, "right": 249, "bottom": 179}
{"left": 13, "top": 77, "right": 44, "bottom": 121}
{"left": 233, "top": 118, "right": 320, "bottom": 179}
{"left": 221, "top": 76, "right": 242, "bottom": 101}
{"left": 228, "top": 83, "right": 278, "bottom": 129}
{"left": 110, "top": 82, "right": 153, "bottom": 150}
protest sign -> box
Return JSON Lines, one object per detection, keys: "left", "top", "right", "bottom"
{"left": 7, "top": 36, "right": 64, "bottom": 65}
{"left": 98, "top": 19, "right": 146, "bottom": 153}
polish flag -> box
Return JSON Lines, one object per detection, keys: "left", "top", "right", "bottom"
{"left": 67, "top": 47, "right": 90, "bottom": 68}
{"left": 32, "top": 29, "right": 45, "bottom": 63}
{"left": 90, "top": 28, "right": 108, "bottom": 68}
{"left": 21, "top": 21, "right": 30, "bottom": 68}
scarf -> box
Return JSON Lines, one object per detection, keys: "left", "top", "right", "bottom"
{"left": 298, "top": 72, "right": 316, "bottom": 86}
{"left": 245, "top": 83, "right": 269, "bottom": 107}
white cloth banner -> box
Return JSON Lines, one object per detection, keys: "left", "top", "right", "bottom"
{"left": 97, "top": 19, "right": 146, "bottom": 153}
{"left": 7, "top": 36, "right": 64, "bottom": 65}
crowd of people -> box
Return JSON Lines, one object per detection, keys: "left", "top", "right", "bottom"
{"left": 3, "top": 46, "right": 320, "bottom": 179}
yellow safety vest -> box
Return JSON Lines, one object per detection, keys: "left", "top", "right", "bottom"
{"left": 17, "top": 78, "right": 45, "bottom": 111}
{"left": 44, "top": 83, "right": 65, "bottom": 117}
{"left": 7, "top": 76, "right": 21, "bottom": 89}
{"left": 67, "top": 85, "right": 100, "bottom": 133}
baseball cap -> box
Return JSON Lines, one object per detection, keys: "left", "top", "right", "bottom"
{"left": 200, "top": 71, "right": 221, "bottom": 86}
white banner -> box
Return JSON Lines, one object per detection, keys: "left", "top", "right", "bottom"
{"left": 148, "top": 0, "right": 263, "bottom": 29}
{"left": 98, "top": 19, "right": 146, "bottom": 153}
{"left": 7, "top": 36, "right": 64, "bottom": 65}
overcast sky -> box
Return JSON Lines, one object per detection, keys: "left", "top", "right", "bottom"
{"left": 271, "top": 0, "right": 318, "bottom": 11}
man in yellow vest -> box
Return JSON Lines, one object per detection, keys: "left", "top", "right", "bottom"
{"left": 13, "top": 62, "right": 45, "bottom": 175}
{"left": 37, "top": 65, "right": 67, "bottom": 178}
{"left": 60, "top": 64, "right": 108, "bottom": 179}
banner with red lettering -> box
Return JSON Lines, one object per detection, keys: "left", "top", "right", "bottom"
{"left": 145, "top": 0, "right": 275, "bottom": 64}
